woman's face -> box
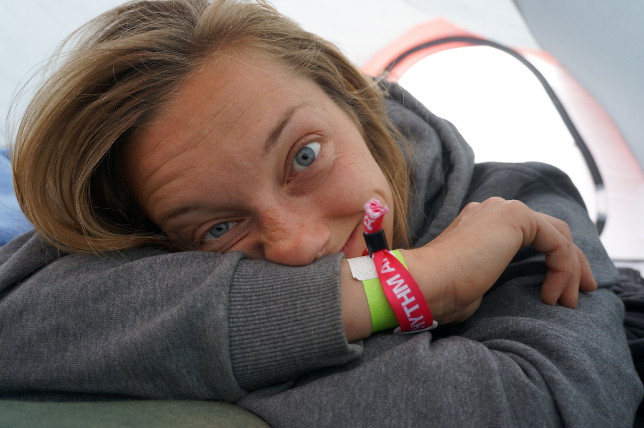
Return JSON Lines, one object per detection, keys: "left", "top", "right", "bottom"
{"left": 124, "top": 51, "right": 394, "bottom": 266}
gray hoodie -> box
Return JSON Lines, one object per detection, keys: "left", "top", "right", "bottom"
{"left": 0, "top": 82, "right": 641, "bottom": 427}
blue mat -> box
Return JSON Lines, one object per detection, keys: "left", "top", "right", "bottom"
{"left": 0, "top": 149, "right": 33, "bottom": 246}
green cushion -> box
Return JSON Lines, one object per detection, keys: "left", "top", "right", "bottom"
{"left": 0, "top": 399, "right": 270, "bottom": 428}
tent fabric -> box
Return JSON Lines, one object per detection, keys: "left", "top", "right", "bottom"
{"left": 513, "top": 0, "right": 644, "bottom": 171}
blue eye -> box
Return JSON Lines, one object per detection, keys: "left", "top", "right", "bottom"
{"left": 292, "top": 141, "right": 320, "bottom": 172}
{"left": 205, "top": 221, "right": 236, "bottom": 240}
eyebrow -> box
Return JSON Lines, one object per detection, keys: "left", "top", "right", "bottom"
{"left": 159, "top": 204, "right": 202, "bottom": 227}
{"left": 264, "top": 103, "right": 308, "bottom": 155}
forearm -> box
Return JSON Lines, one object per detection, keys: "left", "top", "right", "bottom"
{"left": 229, "top": 254, "right": 362, "bottom": 390}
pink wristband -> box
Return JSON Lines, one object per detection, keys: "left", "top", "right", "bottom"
{"left": 372, "top": 249, "right": 436, "bottom": 333}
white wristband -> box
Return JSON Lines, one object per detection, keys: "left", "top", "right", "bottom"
{"left": 347, "top": 256, "right": 378, "bottom": 281}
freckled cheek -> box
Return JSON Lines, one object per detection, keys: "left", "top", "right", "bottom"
{"left": 312, "top": 158, "right": 375, "bottom": 214}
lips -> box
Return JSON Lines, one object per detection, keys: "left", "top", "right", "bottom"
{"left": 341, "top": 221, "right": 364, "bottom": 258}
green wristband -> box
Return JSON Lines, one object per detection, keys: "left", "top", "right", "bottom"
{"left": 362, "top": 249, "right": 407, "bottom": 333}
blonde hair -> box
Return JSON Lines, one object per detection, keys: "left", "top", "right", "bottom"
{"left": 12, "top": 0, "right": 411, "bottom": 253}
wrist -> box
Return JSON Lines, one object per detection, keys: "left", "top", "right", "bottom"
{"left": 397, "top": 247, "right": 451, "bottom": 324}
{"left": 340, "top": 259, "right": 372, "bottom": 341}
{"left": 347, "top": 249, "right": 438, "bottom": 333}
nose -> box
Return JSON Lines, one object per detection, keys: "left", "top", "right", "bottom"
{"left": 260, "top": 208, "right": 331, "bottom": 266}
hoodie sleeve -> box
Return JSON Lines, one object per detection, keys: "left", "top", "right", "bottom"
{"left": 0, "top": 234, "right": 361, "bottom": 401}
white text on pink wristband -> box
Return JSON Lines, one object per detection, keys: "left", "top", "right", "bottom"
{"left": 372, "top": 249, "right": 436, "bottom": 333}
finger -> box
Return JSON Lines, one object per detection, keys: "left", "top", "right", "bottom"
{"left": 556, "top": 243, "right": 581, "bottom": 308}
{"left": 550, "top": 246, "right": 597, "bottom": 307}
{"left": 543, "top": 216, "right": 597, "bottom": 297}
{"left": 541, "top": 257, "right": 577, "bottom": 307}
{"left": 530, "top": 215, "right": 576, "bottom": 306}
{"left": 547, "top": 216, "right": 573, "bottom": 241}
{"left": 542, "top": 215, "right": 597, "bottom": 292}
{"left": 576, "top": 246, "right": 598, "bottom": 292}
{"left": 557, "top": 247, "right": 581, "bottom": 308}
{"left": 557, "top": 283, "right": 579, "bottom": 308}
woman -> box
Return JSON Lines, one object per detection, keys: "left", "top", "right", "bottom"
{"left": 1, "top": 0, "right": 641, "bottom": 426}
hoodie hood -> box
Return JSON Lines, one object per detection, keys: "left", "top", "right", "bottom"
{"left": 382, "top": 81, "right": 475, "bottom": 246}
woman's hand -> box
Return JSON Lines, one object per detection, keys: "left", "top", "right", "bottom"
{"left": 402, "top": 197, "right": 597, "bottom": 324}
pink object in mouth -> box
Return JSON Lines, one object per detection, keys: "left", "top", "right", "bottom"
{"left": 363, "top": 198, "right": 388, "bottom": 234}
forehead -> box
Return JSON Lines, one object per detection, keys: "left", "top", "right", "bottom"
{"left": 143, "top": 52, "right": 299, "bottom": 137}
